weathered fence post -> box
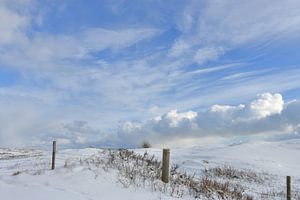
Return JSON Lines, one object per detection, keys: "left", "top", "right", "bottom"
{"left": 162, "top": 148, "right": 170, "bottom": 183}
{"left": 51, "top": 141, "right": 56, "bottom": 170}
{"left": 287, "top": 176, "right": 291, "bottom": 200}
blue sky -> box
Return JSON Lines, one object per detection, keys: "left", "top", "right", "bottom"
{"left": 1, "top": 0, "right": 300, "bottom": 147}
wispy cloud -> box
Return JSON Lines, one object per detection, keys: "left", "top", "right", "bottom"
{"left": 172, "top": 0, "right": 300, "bottom": 65}
{"left": 0, "top": 1, "right": 300, "bottom": 148}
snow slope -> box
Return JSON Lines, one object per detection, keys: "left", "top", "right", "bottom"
{"left": 0, "top": 148, "right": 174, "bottom": 200}
{"left": 135, "top": 139, "right": 300, "bottom": 177}
{"left": 1, "top": 139, "right": 300, "bottom": 199}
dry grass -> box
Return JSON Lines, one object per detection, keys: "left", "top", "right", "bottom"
{"left": 170, "top": 164, "right": 253, "bottom": 199}
{"left": 7, "top": 148, "right": 297, "bottom": 200}
{"left": 69, "top": 149, "right": 254, "bottom": 199}
{"left": 203, "top": 165, "right": 263, "bottom": 183}
{"left": 12, "top": 171, "right": 22, "bottom": 176}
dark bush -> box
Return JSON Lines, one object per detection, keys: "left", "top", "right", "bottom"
{"left": 141, "top": 141, "right": 151, "bottom": 148}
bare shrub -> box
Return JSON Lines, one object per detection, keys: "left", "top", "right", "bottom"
{"left": 203, "top": 165, "right": 263, "bottom": 183}
{"left": 5, "top": 148, "right": 299, "bottom": 199}
{"left": 78, "top": 149, "right": 254, "bottom": 199}
{"left": 260, "top": 189, "right": 300, "bottom": 200}
{"left": 140, "top": 141, "right": 151, "bottom": 148}
{"left": 12, "top": 171, "right": 22, "bottom": 176}
{"left": 170, "top": 164, "right": 253, "bottom": 199}
{"left": 0, "top": 148, "right": 43, "bottom": 160}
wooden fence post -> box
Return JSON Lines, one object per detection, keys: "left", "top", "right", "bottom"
{"left": 287, "top": 176, "right": 291, "bottom": 200}
{"left": 162, "top": 148, "right": 170, "bottom": 183}
{"left": 51, "top": 141, "right": 56, "bottom": 170}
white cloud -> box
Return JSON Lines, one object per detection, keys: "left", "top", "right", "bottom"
{"left": 249, "top": 93, "right": 284, "bottom": 118}
{"left": 169, "top": 39, "right": 190, "bottom": 57}
{"left": 116, "top": 93, "right": 299, "bottom": 147}
{"left": 201, "top": 0, "right": 300, "bottom": 45}
{"left": 210, "top": 104, "right": 245, "bottom": 113}
{"left": 0, "top": 3, "right": 30, "bottom": 45}
{"left": 121, "top": 122, "right": 142, "bottom": 133}
{"left": 211, "top": 93, "right": 284, "bottom": 120}
{"left": 0, "top": 91, "right": 299, "bottom": 148}
{"left": 0, "top": 0, "right": 160, "bottom": 72}
{"left": 82, "top": 28, "right": 159, "bottom": 52}
{"left": 38, "top": 120, "right": 110, "bottom": 148}
{"left": 194, "top": 46, "right": 224, "bottom": 65}
{"left": 0, "top": 27, "right": 160, "bottom": 71}
{"left": 0, "top": 100, "right": 48, "bottom": 147}
{"left": 162, "top": 110, "right": 197, "bottom": 127}
{"left": 172, "top": 0, "right": 300, "bottom": 64}
{"left": 0, "top": 1, "right": 300, "bottom": 149}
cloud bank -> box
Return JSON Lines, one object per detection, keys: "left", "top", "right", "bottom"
{"left": 115, "top": 93, "right": 300, "bottom": 147}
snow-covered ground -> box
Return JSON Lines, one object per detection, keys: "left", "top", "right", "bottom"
{"left": 0, "top": 148, "right": 174, "bottom": 200}
{"left": 136, "top": 139, "right": 300, "bottom": 176}
{"left": 1, "top": 139, "right": 300, "bottom": 199}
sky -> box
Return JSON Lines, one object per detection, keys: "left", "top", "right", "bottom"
{"left": 1, "top": 0, "right": 300, "bottom": 148}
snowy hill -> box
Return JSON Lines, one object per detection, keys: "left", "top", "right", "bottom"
{"left": 138, "top": 139, "right": 300, "bottom": 177}
{"left": 1, "top": 139, "right": 300, "bottom": 199}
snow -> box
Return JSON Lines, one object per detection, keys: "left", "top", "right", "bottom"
{"left": 0, "top": 172, "right": 168, "bottom": 200}
{"left": 0, "top": 148, "right": 175, "bottom": 200}
{"left": 1, "top": 139, "right": 300, "bottom": 199}
{"left": 134, "top": 139, "right": 300, "bottom": 177}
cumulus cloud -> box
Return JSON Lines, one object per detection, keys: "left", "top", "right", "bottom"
{"left": 249, "top": 93, "right": 284, "bottom": 118}
{"left": 157, "top": 110, "right": 197, "bottom": 128}
{"left": 0, "top": 92, "right": 299, "bottom": 148}
{"left": 209, "top": 93, "right": 284, "bottom": 120}
{"left": 116, "top": 93, "right": 299, "bottom": 147}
